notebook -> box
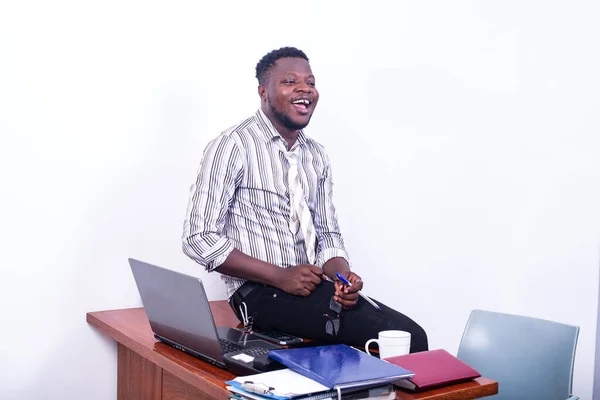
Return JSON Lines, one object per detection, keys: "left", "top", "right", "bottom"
{"left": 267, "top": 344, "right": 414, "bottom": 390}
{"left": 226, "top": 368, "right": 329, "bottom": 400}
{"left": 225, "top": 368, "right": 395, "bottom": 400}
{"left": 227, "top": 385, "right": 395, "bottom": 400}
{"left": 384, "top": 349, "right": 481, "bottom": 392}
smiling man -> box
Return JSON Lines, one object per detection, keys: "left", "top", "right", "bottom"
{"left": 182, "top": 47, "right": 428, "bottom": 352}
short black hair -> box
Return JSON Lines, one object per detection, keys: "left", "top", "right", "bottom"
{"left": 255, "top": 46, "right": 309, "bottom": 85}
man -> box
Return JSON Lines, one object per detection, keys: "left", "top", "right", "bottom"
{"left": 182, "top": 46, "right": 428, "bottom": 352}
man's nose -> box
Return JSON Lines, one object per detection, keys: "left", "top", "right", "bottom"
{"left": 295, "top": 82, "right": 312, "bottom": 92}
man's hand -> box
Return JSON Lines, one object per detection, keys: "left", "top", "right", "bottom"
{"left": 333, "top": 271, "right": 363, "bottom": 309}
{"left": 278, "top": 264, "right": 325, "bottom": 296}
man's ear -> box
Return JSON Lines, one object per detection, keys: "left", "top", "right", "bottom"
{"left": 258, "top": 85, "right": 267, "bottom": 102}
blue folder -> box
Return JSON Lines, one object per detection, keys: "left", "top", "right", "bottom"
{"left": 268, "top": 344, "right": 414, "bottom": 390}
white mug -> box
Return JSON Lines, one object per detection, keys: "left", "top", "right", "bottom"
{"left": 365, "top": 330, "right": 411, "bottom": 359}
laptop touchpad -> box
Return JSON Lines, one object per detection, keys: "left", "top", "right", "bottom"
{"left": 217, "top": 327, "right": 279, "bottom": 348}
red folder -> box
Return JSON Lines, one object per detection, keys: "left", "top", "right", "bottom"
{"left": 384, "top": 349, "right": 481, "bottom": 392}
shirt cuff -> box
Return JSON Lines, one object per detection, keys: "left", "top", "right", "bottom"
{"left": 204, "top": 239, "right": 235, "bottom": 272}
{"left": 316, "top": 248, "right": 350, "bottom": 268}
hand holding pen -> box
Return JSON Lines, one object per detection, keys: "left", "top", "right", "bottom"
{"left": 335, "top": 272, "right": 382, "bottom": 312}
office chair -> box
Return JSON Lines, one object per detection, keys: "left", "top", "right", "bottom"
{"left": 457, "top": 309, "right": 579, "bottom": 400}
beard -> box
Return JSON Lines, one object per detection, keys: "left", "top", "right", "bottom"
{"left": 268, "top": 98, "right": 311, "bottom": 131}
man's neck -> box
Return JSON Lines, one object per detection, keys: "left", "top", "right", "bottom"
{"left": 261, "top": 108, "right": 298, "bottom": 150}
{"left": 273, "top": 125, "right": 297, "bottom": 150}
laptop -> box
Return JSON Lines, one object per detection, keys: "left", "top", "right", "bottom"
{"left": 128, "top": 258, "right": 283, "bottom": 375}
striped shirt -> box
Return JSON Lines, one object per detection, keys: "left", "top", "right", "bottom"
{"left": 182, "top": 109, "right": 349, "bottom": 299}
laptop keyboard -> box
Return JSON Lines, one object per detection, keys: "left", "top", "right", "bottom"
{"left": 238, "top": 347, "right": 271, "bottom": 357}
{"left": 219, "top": 338, "right": 270, "bottom": 357}
{"left": 220, "top": 338, "right": 244, "bottom": 353}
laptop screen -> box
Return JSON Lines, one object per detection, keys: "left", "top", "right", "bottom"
{"left": 128, "top": 258, "right": 225, "bottom": 363}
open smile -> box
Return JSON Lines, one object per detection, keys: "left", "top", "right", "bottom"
{"left": 291, "top": 97, "right": 313, "bottom": 115}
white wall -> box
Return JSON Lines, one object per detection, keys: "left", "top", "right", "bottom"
{"left": 1, "top": 1, "right": 599, "bottom": 399}
{"left": 595, "top": 266, "right": 600, "bottom": 400}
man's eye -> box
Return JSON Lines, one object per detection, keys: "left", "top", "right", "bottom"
{"left": 308, "top": 82, "right": 316, "bottom": 87}
{"left": 283, "top": 80, "right": 296, "bottom": 84}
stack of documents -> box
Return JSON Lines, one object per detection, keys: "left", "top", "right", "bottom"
{"left": 225, "top": 369, "right": 396, "bottom": 400}
{"left": 225, "top": 344, "right": 415, "bottom": 400}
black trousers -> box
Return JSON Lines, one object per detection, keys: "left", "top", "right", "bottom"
{"left": 230, "top": 280, "right": 428, "bottom": 353}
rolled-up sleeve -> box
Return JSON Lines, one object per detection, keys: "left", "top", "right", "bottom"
{"left": 182, "top": 134, "right": 242, "bottom": 272}
{"left": 312, "top": 155, "right": 350, "bottom": 268}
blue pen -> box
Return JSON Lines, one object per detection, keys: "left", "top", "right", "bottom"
{"left": 335, "top": 272, "right": 382, "bottom": 312}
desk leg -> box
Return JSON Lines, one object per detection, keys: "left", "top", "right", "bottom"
{"left": 117, "top": 343, "right": 162, "bottom": 400}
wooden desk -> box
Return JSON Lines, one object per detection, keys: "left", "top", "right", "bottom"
{"left": 87, "top": 303, "right": 498, "bottom": 400}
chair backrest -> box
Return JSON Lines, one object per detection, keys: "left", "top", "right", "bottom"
{"left": 457, "top": 310, "right": 579, "bottom": 400}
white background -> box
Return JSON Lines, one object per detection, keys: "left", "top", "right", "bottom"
{"left": 1, "top": 1, "right": 599, "bottom": 399}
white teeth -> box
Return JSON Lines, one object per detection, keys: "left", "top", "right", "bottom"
{"left": 293, "top": 99, "right": 310, "bottom": 105}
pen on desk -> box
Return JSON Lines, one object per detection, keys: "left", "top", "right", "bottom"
{"left": 241, "top": 381, "right": 273, "bottom": 395}
{"left": 335, "top": 272, "right": 382, "bottom": 312}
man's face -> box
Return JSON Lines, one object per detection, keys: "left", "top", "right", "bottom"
{"left": 260, "top": 57, "right": 319, "bottom": 132}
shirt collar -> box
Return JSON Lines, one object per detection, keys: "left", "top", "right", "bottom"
{"left": 255, "top": 108, "right": 308, "bottom": 147}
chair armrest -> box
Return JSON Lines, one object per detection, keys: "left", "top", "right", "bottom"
{"left": 567, "top": 396, "right": 579, "bottom": 400}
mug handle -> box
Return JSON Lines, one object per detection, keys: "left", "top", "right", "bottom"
{"left": 365, "top": 338, "right": 379, "bottom": 356}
